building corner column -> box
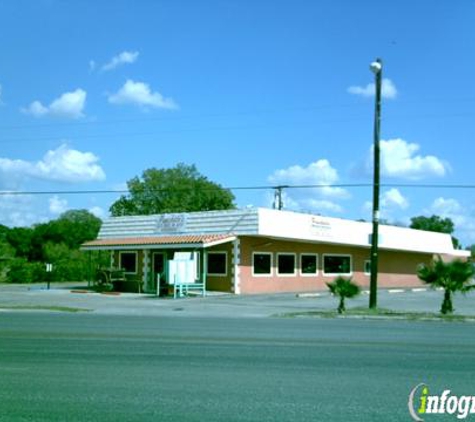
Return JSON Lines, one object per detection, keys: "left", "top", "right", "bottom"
{"left": 143, "top": 249, "right": 151, "bottom": 293}
{"left": 232, "top": 238, "right": 241, "bottom": 294}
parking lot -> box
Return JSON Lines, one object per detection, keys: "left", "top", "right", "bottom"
{"left": 1, "top": 282, "right": 475, "bottom": 318}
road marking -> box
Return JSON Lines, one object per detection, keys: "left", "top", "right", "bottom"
{"left": 411, "top": 288, "right": 427, "bottom": 293}
{"left": 296, "top": 293, "right": 325, "bottom": 298}
{"left": 388, "top": 289, "right": 405, "bottom": 293}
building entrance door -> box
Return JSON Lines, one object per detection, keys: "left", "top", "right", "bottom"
{"left": 152, "top": 252, "right": 166, "bottom": 294}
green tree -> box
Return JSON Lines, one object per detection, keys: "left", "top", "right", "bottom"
{"left": 6, "top": 227, "right": 34, "bottom": 259}
{"left": 110, "top": 163, "right": 236, "bottom": 216}
{"left": 417, "top": 256, "right": 475, "bottom": 314}
{"left": 0, "top": 239, "right": 15, "bottom": 282}
{"left": 44, "top": 242, "right": 90, "bottom": 281}
{"left": 410, "top": 215, "right": 459, "bottom": 248}
{"left": 410, "top": 215, "right": 454, "bottom": 233}
{"left": 326, "top": 276, "right": 361, "bottom": 314}
{"left": 53, "top": 210, "right": 102, "bottom": 249}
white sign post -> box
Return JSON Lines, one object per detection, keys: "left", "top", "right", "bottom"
{"left": 46, "top": 263, "right": 53, "bottom": 290}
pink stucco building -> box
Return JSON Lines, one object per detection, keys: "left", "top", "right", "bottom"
{"left": 82, "top": 208, "right": 468, "bottom": 294}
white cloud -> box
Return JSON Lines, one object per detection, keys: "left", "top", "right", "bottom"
{"left": 430, "top": 197, "right": 464, "bottom": 220}
{"left": 348, "top": 78, "right": 398, "bottom": 99}
{"left": 49, "top": 196, "right": 68, "bottom": 214}
{"left": 102, "top": 51, "right": 139, "bottom": 72}
{"left": 22, "top": 89, "right": 86, "bottom": 119}
{"left": 108, "top": 79, "right": 178, "bottom": 110}
{"left": 267, "top": 160, "right": 349, "bottom": 214}
{"left": 89, "top": 206, "right": 107, "bottom": 219}
{"left": 269, "top": 160, "right": 349, "bottom": 198}
{"left": 363, "top": 189, "right": 409, "bottom": 222}
{"left": 0, "top": 194, "right": 44, "bottom": 227}
{"left": 428, "top": 197, "right": 475, "bottom": 245}
{"left": 89, "top": 60, "right": 96, "bottom": 73}
{"left": 382, "top": 188, "right": 409, "bottom": 210}
{"left": 0, "top": 144, "right": 106, "bottom": 184}
{"left": 365, "top": 138, "right": 449, "bottom": 180}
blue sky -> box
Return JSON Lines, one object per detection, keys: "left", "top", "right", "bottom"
{"left": 0, "top": 0, "right": 474, "bottom": 245}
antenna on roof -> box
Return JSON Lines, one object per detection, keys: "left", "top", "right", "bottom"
{"left": 273, "top": 185, "right": 289, "bottom": 210}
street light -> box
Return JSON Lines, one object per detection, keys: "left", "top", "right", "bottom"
{"left": 369, "top": 58, "right": 382, "bottom": 309}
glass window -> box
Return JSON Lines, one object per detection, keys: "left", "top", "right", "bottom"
{"left": 301, "top": 254, "right": 318, "bottom": 275}
{"left": 120, "top": 252, "right": 137, "bottom": 273}
{"left": 207, "top": 252, "right": 227, "bottom": 276}
{"left": 253, "top": 253, "right": 272, "bottom": 276}
{"left": 277, "top": 253, "right": 296, "bottom": 275}
{"left": 323, "top": 255, "right": 351, "bottom": 275}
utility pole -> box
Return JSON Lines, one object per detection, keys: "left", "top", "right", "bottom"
{"left": 273, "top": 185, "right": 288, "bottom": 210}
{"left": 369, "top": 58, "right": 383, "bottom": 310}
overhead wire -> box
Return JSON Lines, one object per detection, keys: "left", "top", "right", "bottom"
{"left": 1, "top": 183, "right": 475, "bottom": 196}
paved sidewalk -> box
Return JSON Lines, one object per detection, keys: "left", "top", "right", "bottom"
{"left": 0, "top": 282, "right": 475, "bottom": 317}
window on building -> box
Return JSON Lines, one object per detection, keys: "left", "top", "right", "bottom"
{"left": 364, "top": 260, "right": 371, "bottom": 275}
{"left": 301, "top": 254, "right": 318, "bottom": 275}
{"left": 323, "top": 255, "right": 352, "bottom": 275}
{"left": 120, "top": 252, "right": 137, "bottom": 274}
{"left": 253, "top": 252, "right": 272, "bottom": 276}
{"left": 207, "top": 252, "right": 227, "bottom": 276}
{"left": 277, "top": 253, "right": 296, "bottom": 276}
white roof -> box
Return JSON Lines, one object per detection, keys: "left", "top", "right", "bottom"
{"left": 97, "top": 207, "right": 468, "bottom": 257}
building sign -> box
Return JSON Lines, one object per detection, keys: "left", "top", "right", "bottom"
{"left": 157, "top": 214, "right": 187, "bottom": 233}
{"left": 310, "top": 217, "right": 333, "bottom": 238}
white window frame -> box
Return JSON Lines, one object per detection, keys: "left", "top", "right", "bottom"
{"left": 252, "top": 252, "right": 273, "bottom": 277}
{"left": 207, "top": 251, "right": 228, "bottom": 277}
{"left": 277, "top": 253, "right": 296, "bottom": 277}
{"left": 119, "top": 251, "right": 138, "bottom": 274}
{"left": 300, "top": 253, "right": 319, "bottom": 277}
{"left": 364, "top": 260, "right": 371, "bottom": 276}
{"left": 322, "top": 254, "right": 352, "bottom": 277}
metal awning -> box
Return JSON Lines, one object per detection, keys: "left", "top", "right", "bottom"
{"left": 81, "top": 234, "right": 236, "bottom": 251}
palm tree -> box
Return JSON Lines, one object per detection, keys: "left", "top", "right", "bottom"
{"left": 417, "top": 256, "right": 475, "bottom": 314}
{"left": 326, "top": 276, "right": 361, "bottom": 314}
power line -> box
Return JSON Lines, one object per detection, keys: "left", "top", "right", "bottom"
{"left": 2, "top": 183, "right": 475, "bottom": 196}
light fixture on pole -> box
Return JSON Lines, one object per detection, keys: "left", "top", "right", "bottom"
{"left": 369, "top": 58, "right": 382, "bottom": 309}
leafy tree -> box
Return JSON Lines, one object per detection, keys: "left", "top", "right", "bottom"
{"left": 44, "top": 242, "right": 90, "bottom": 281}
{"left": 410, "top": 215, "right": 454, "bottom": 233}
{"left": 6, "top": 227, "right": 34, "bottom": 259}
{"left": 0, "top": 240, "right": 15, "bottom": 282}
{"left": 417, "top": 256, "right": 475, "bottom": 314}
{"left": 410, "top": 215, "right": 459, "bottom": 249}
{"left": 110, "top": 163, "right": 236, "bottom": 216}
{"left": 2, "top": 210, "right": 102, "bottom": 283}
{"left": 326, "top": 276, "right": 361, "bottom": 314}
{"left": 53, "top": 210, "right": 102, "bottom": 249}
{"left": 6, "top": 258, "right": 45, "bottom": 284}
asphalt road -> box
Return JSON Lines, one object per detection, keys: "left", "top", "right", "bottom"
{"left": 0, "top": 313, "right": 474, "bottom": 422}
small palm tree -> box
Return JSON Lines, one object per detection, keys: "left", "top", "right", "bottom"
{"left": 326, "top": 276, "right": 361, "bottom": 314}
{"left": 417, "top": 256, "right": 475, "bottom": 314}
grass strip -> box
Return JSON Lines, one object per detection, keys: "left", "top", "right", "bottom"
{"left": 0, "top": 305, "right": 91, "bottom": 313}
{"left": 278, "top": 306, "right": 475, "bottom": 322}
